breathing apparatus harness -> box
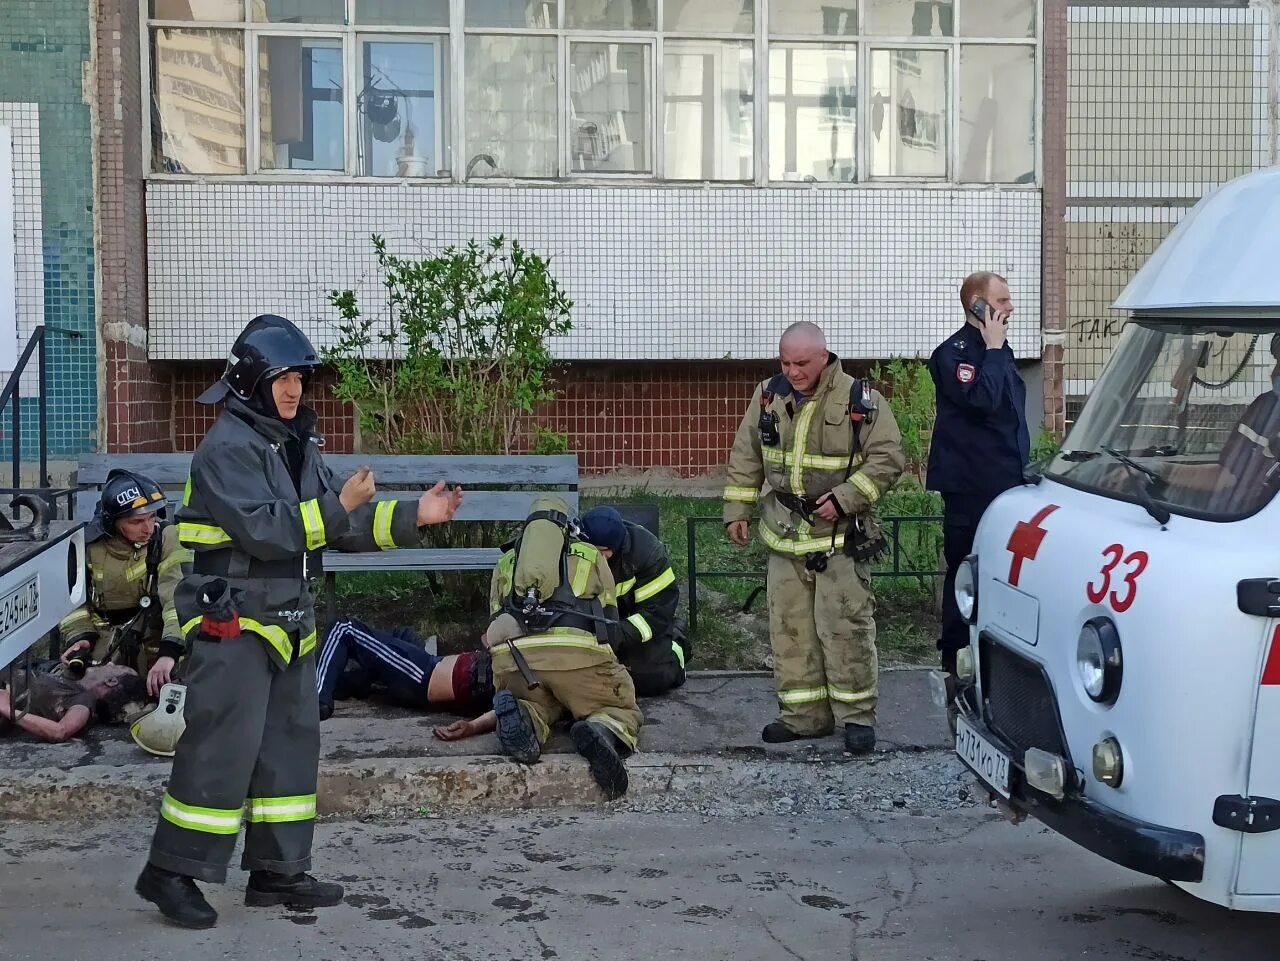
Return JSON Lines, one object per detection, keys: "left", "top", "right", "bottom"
{"left": 502, "top": 508, "right": 619, "bottom": 647}
{"left": 760, "top": 374, "right": 887, "bottom": 573}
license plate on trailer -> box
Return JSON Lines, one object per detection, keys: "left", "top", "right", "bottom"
{"left": 956, "top": 713, "right": 1011, "bottom": 799}
{"left": 0, "top": 575, "right": 39, "bottom": 640}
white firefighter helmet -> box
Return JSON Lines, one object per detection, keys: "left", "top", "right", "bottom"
{"left": 130, "top": 683, "right": 187, "bottom": 757}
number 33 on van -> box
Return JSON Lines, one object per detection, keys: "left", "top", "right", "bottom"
{"left": 1087, "top": 544, "right": 1149, "bottom": 613}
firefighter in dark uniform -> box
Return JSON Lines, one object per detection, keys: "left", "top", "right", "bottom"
{"left": 580, "top": 507, "right": 688, "bottom": 696}
{"left": 135, "top": 314, "right": 462, "bottom": 930}
{"left": 927, "top": 272, "right": 1030, "bottom": 687}
{"left": 58, "top": 470, "right": 192, "bottom": 697}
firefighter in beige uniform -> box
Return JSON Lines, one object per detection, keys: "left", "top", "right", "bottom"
{"left": 723, "top": 322, "right": 904, "bottom": 753}
{"left": 59, "top": 470, "right": 192, "bottom": 696}
{"left": 485, "top": 495, "right": 642, "bottom": 800}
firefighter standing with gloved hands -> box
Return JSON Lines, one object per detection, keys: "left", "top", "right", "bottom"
{"left": 135, "top": 314, "right": 462, "bottom": 930}
{"left": 58, "top": 470, "right": 192, "bottom": 696}
{"left": 723, "top": 322, "right": 904, "bottom": 754}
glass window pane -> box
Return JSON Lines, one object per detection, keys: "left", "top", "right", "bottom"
{"left": 958, "top": 44, "right": 1034, "bottom": 183}
{"left": 258, "top": 37, "right": 345, "bottom": 171}
{"left": 768, "top": 0, "right": 856, "bottom": 37}
{"left": 869, "top": 48, "right": 947, "bottom": 178}
{"left": 569, "top": 42, "right": 652, "bottom": 173}
{"left": 767, "top": 44, "right": 856, "bottom": 182}
{"left": 664, "top": 41, "right": 753, "bottom": 180}
{"left": 863, "top": 0, "right": 953, "bottom": 37}
{"left": 465, "top": 35, "right": 559, "bottom": 178}
{"left": 151, "top": 28, "right": 247, "bottom": 174}
{"left": 961, "top": 0, "right": 1035, "bottom": 38}
{"left": 466, "top": 0, "right": 557, "bottom": 27}
{"left": 251, "top": 0, "right": 344, "bottom": 23}
{"left": 664, "top": 0, "right": 753, "bottom": 33}
{"left": 355, "top": 0, "right": 449, "bottom": 26}
{"left": 150, "top": 1, "right": 245, "bottom": 19}
{"left": 359, "top": 39, "right": 450, "bottom": 177}
{"left": 566, "top": 0, "right": 656, "bottom": 30}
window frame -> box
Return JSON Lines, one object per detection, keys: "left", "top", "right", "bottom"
{"left": 355, "top": 33, "right": 448, "bottom": 178}
{"left": 140, "top": 0, "right": 1043, "bottom": 187}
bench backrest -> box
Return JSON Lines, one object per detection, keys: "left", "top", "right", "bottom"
{"left": 73, "top": 453, "right": 579, "bottom": 523}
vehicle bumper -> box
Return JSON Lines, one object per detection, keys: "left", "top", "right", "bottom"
{"left": 956, "top": 708, "right": 1206, "bottom": 883}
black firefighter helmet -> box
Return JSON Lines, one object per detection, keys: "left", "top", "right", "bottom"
{"left": 90, "top": 468, "right": 167, "bottom": 543}
{"left": 196, "top": 314, "right": 321, "bottom": 405}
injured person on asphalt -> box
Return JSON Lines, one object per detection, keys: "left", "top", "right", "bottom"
{"left": 0, "top": 661, "right": 149, "bottom": 743}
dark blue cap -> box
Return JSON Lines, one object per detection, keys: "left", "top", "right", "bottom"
{"left": 581, "top": 507, "right": 626, "bottom": 553}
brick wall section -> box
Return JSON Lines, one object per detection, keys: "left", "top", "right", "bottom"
{"left": 97, "top": 0, "right": 170, "bottom": 451}
{"left": 169, "top": 361, "right": 779, "bottom": 470}
{"left": 1040, "top": 0, "right": 1068, "bottom": 437}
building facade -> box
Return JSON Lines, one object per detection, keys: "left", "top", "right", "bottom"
{"left": 0, "top": 0, "right": 1276, "bottom": 472}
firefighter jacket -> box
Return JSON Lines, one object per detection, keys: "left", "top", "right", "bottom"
{"left": 59, "top": 523, "right": 191, "bottom": 669}
{"left": 174, "top": 398, "right": 427, "bottom": 670}
{"left": 608, "top": 522, "right": 678, "bottom": 653}
{"left": 487, "top": 495, "right": 623, "bottom": 673}
{"left": 722, "top": 354, "right": 906, "bottom": 556}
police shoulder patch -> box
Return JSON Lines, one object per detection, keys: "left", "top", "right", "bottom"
{"left": 956, "top": 363, "right": 977, "bottom": 384}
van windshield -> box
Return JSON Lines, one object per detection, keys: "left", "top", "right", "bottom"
{"left": 1045, "top": 321, "right": 1280, "bottom": 520}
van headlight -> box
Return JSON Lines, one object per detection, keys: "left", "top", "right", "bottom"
{"left": 1076, "top": 617, "right": 1123, "bottom": 705}
{"left": 954, "top": 555, "right": 978, "bottom": 623}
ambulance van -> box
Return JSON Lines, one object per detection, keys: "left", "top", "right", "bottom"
{"left": 951, "top": 166, "right": 1280, "bottom": 912}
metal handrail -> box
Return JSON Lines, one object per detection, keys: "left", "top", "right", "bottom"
{"left": 685, "top": 513, "right": 945, "bottom": 634}
{"left": 0, "top": 325, "right": 83, "bottom": 501}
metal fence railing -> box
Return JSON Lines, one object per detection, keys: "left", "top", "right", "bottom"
{"left": 685, "top": 514, "right": 944, "bottom": 634}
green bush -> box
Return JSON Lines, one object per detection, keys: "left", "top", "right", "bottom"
{"left": 327, "top": 234, "right": 572, "bottom": 455}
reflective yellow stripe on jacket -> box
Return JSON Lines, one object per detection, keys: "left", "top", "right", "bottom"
{"left": 373, "top": 500, "right": 397, "bottom": 550}
{"left": 626, "top": 613, "right": 653, "bottom": 643}
{"left": 634, "top": 567, "right": 675, "bottom": 602}
{"left": 759, "top": 525, "right": 846, "bottom": 556}
{"left": 299, "top": 498, "right": 326, "bottom": 551}
{"left": 723, "top": 486, "right": 760, "bottom": 503}
{"left": 181, "top": 616, "right": 316, "bottom": 664}
{"left": 177, "top": 522, "right": 232, "bottom": 546}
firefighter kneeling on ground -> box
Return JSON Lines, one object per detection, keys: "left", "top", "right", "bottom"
{"left": 58, "top": 469, "right": 192, "bottom": 700}
{"left": 579, "top": 507, "right": 689, "bottom": 696}
{"left": 134, "top": 314, "right": 462, "bottom": 930}
{"left": 484, "top": 495, "right": 642, "bottom": 800}
{"left": 723, "top": 321, "right": 905, "bottom": 754}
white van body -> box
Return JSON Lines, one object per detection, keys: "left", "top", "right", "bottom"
{"left": 953, "top": 167, "right": 1280, "bottom": 913}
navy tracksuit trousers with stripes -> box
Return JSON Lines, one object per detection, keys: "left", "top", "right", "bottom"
{"left": 316, "top": 618, "right": 443, "bottom": 716}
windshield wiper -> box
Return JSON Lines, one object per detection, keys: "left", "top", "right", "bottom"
{"left": 1058, "top": 450, "right": 1098, "bottom": 462}
{"left": 1100, "top": 446, "right": 1172, "bottom": 526}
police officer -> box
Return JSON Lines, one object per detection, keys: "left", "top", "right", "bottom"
{"left": 58, "top": 470, "right": 191, "bottom": 697}
{"left": 927, "top": 272, "right": 1030, "bottom": 687}
{"left": 723, "top": 322, "right": 904, "bottom": 754}
{"left": 135, "top": 314, "right": 462, "bottom": 930}
{"left": 486, "top": 495, "right": 642, "bottom": 800}
{"left": 580, "top": 507, "right": 688, "bottom": 696}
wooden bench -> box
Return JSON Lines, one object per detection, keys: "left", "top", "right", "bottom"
{"left": 74, "top": 453, "right": 580, "bottom": 618}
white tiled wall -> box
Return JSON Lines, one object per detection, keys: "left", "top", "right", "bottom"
{"left": 0, "top": 103, "right": 44, "bottom": 386}
{"left": 147, "top": 182, "right": 1042, "bottom": 362}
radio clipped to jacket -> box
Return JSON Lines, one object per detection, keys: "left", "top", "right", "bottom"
{"left": 758, "top": 374, "right": 793, "bottom": 447}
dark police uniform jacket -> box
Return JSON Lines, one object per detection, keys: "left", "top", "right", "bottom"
{"left": 926, "top": 325, "right": 1030, "bottom": 498}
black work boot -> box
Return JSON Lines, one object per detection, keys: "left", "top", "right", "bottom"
{"left": 245, "top": 871, "right": 344, "bottom": 908}
{"left": 494, "top": 689, "right": 541, "bottom": 764}
{"left": 569, "top": 720, "right": 629, "bottom": 800}
{"left": 844, "top": 723, "right": 876, "bottom": 755}
{"left": 761, "top": 720, "right": 830, "bottom": 744}
{"left": 135, "top": 862, "right": 218, "bottom": 929}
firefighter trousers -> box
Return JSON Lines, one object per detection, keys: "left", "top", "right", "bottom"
{"left": 494, "top": 647, "right": 643, "bottom": 751}
{"left": 767, "top": 549, "right": 878, "bottom": 733}
{"left": 148, "top": 633, "right": 319, "bottom": 884}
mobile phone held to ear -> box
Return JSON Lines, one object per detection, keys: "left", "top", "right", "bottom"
{"left": 969, "top": 297, "right": 1007, "bottom": 327}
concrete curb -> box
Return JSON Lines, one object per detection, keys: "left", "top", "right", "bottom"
{"left": 0, "top": 749, "right": 935, "bottom": 823}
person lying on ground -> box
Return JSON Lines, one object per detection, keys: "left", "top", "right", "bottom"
{"left": 0, "top": 661, "right": 149, "bottom": 743}
{"left": 315, "top": 618, "right": 494, "bottom": 722}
